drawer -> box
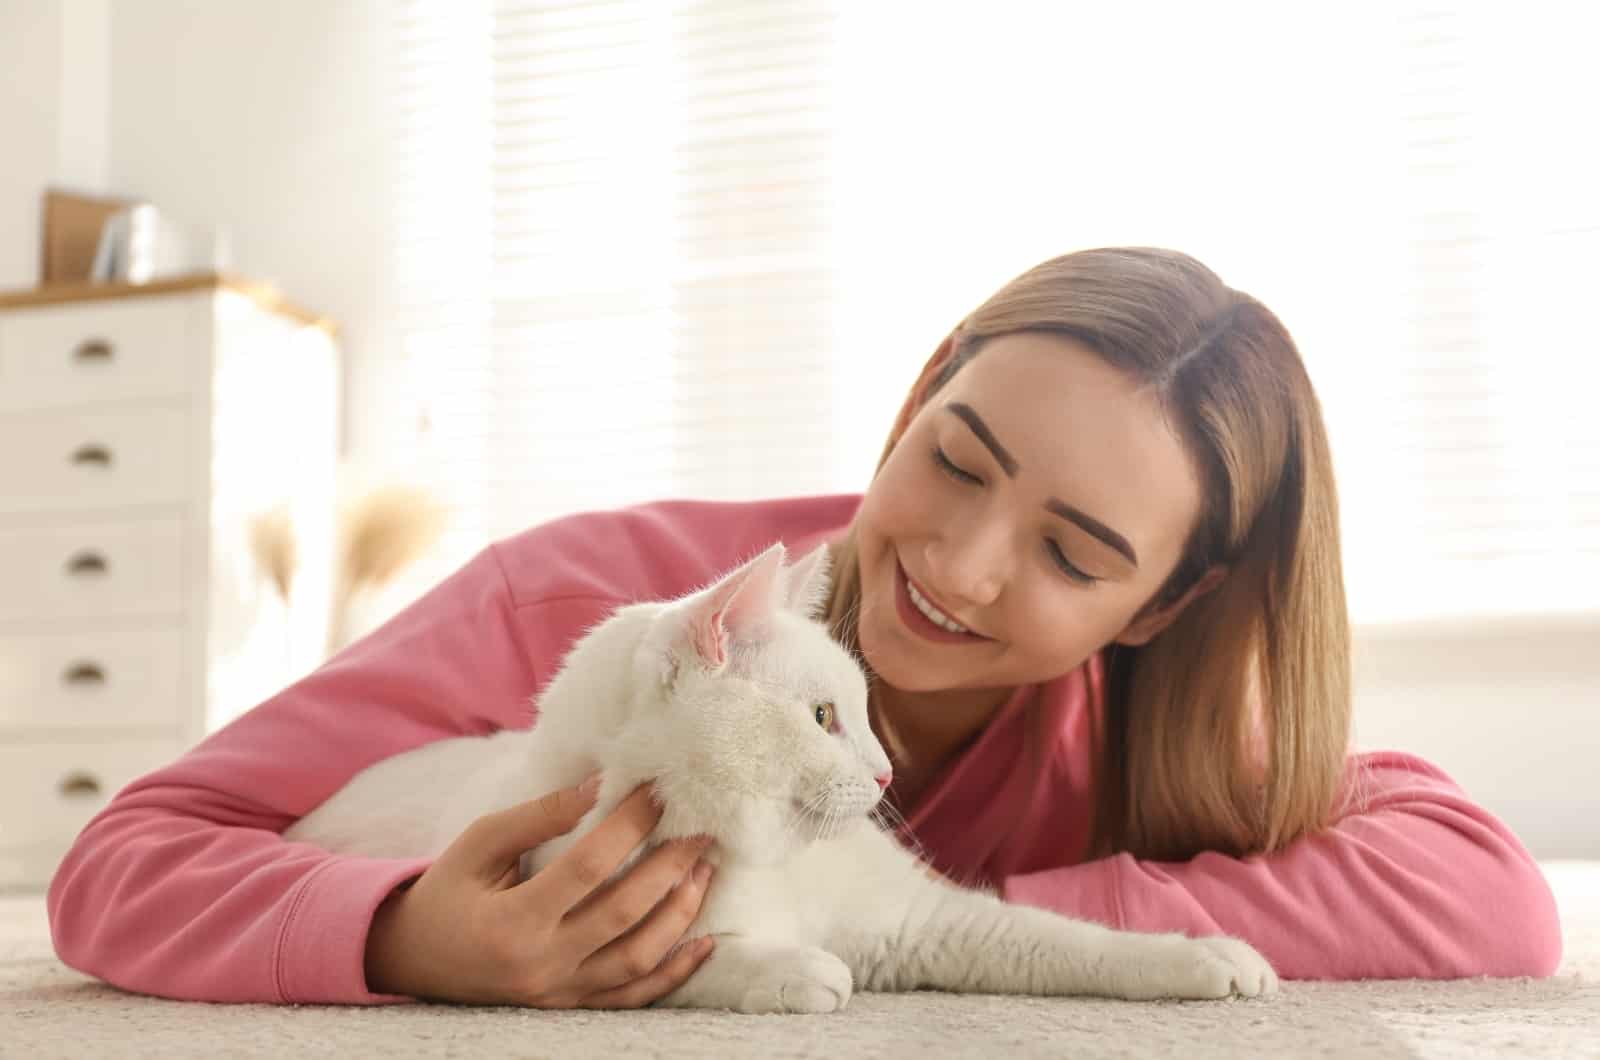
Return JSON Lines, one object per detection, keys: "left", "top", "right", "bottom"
{"left": 0, "top": 628, "right": 186, "bottom": 731}
{"left": 0, "top": 737, "right": 183, "bottom": 889}
{"left": 0, "top": 298, "right": 195, "bottom": 410}
{"left": 0, "top": 517, "right": 187, "bottom": 624}
{"left": 0, "top": 403, "right": 190, "bottom": 515}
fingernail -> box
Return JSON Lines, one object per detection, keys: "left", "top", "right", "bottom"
{"left": 579, "top": 772, "right": 602, "bottom": 796}
{"left": 694, "top": 861, "right": 713, "bottom": 887}
{"left": 696, "top": 935, "right": 715, "bottom": 956}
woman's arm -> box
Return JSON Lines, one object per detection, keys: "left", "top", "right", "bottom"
{"left": 1000, "top": 749, "right": 1563, "bottom": 980}
{"left": 47, "top": 546, "right": 539, "bottom": 1003}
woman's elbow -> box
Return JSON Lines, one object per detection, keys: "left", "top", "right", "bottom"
{"left": 1478, "top": 860, "right": 1564, "bottom": 978}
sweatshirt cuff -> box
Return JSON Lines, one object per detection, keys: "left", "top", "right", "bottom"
{"left": 1001, "top": 856, "right": 1126, "bottom": 929}
{"left": 275, "top": 854, "right": 435, "bottom": 1005}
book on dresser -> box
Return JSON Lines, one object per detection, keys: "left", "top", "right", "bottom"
{"left": 0, "top": 272, "right": 341, "bottom": 891}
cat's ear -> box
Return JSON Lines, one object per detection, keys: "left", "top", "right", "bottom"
{"left": 682, "top": 542, "right": 787, "bottom": 671}
{"left": 782, "top": 544, "right": 832, "bottom": 619}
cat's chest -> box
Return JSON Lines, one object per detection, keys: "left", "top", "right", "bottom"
{"left": 695, "top": 860, "right": 818, "bottom": 941}
{"left": 691, "top": 823, "right": 907, "bottom": 944}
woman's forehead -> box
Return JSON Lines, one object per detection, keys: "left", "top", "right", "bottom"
{"left": 932, "top": 334, "right": 1203, "bottom": 558}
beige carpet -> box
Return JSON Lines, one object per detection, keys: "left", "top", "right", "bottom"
{"left": 3, "top": 862, "right": 1597, "bottom": 1059}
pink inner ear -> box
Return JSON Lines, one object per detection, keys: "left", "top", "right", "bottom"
{"left": 719, "top": 546, "right": 785, "bottom": 642}
{"left": 684, "top": 544, "right": 786, "bottom": 669}
{"left": 692, "top": 603, "right": 729, "bottom": 668}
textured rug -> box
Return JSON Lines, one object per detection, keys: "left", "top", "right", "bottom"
{"left": 3, "top": 862, "right": 1596, "bottom": 1059}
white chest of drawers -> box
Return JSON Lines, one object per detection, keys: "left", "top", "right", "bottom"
{"left": 0, "top": 274, "right": 340, "bottom": 891}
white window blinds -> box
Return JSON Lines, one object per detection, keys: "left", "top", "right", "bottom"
{"left": 385, "top": 0, "right": 847, "bottom": 573}
{"left": 382, "top": 0, "right": 1599, "bottom": 626}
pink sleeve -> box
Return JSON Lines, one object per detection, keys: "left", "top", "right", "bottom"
{"left": 47, "top": 545, "right": 542, "bottom": 1004}
{"left": 1001, "top": 750, "right": 1563, "bottom": 980}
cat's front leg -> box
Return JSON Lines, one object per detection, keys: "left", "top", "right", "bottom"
{"left": 654, "top": 937, "right": 854, "bottom": 1014}
{"left": 856, "top": 878, "right": 1278, "bottom": 1002}
{"left": 838, "top": 845, "right": 1273, "bottom": 1005}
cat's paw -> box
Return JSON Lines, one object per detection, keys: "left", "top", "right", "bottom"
{"left": 1132, "top": 934, "right": 1279, "bottom": 1001}
{"left": 733, "top": 947, "right": 855, "bottom": 1014}
{"left": 656, "top": 939, "right": 853, "bottom": 1014}
{"left": 1192, "top": 936, "right": 1279, "bottom": 998}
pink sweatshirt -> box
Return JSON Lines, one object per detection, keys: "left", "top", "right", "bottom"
{"left": 47, "top": 495, "right": 1563, "bottom": 1003}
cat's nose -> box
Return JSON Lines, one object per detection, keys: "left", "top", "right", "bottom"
{"left": 874, "top": 771, "right": 893, "bottom": 791}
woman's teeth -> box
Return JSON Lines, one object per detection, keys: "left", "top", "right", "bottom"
{"left": 906, "top": 578, "right": 970, "bottom": 634}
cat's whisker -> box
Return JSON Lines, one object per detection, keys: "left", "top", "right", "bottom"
{"left": 779, "top": 800, "right": 806, "bottom": 846}
{"left": 800, "top": 788, "right": 828, "bottom": 820}
{"left": 879, "top": 799, "right": 912, "bottom": 834}
{"left": 813, "top": 790, "right": 839, "bottom": 839}
{"left": 828, "top": 802, "right": 844, "bottom": 839}
{"left": 870, "top": 797, "right": 935, "bottom": 865}
{"left": 784, "top": 787, "right": 831, "bottom": 844}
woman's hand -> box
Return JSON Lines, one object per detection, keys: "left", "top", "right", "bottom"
{"left": 364, "top": 777, "right": 718, "bottom": 1007}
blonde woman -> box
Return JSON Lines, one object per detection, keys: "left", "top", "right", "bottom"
{"left": 49, "top": 248, "right": 1560, "bottom": 1007}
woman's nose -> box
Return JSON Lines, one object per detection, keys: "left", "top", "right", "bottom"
{"left": 925, "top": 520, "right": 1009, "bottom": 605}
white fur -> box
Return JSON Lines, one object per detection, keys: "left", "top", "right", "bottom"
{"left": 286, "top": 542, "right": 1279, "bottom": 1012}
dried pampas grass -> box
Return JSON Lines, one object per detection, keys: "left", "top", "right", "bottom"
{"left": 246, "top": 482, "right": 447, "bottom": 657}
{"left": 248, "top": 504, "right": 298, "bottom": 601}
{"left": 328, "top": 484, "right": 447, "bottom": 653}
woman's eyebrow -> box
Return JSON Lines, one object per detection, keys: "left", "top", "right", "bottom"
{"left": 946, "top": 402, "right": 1019, "bottom": 476}
{"left": 1045, "top": 500, "right": 1139, "bottom": 569}
{"left": 944, "top": 401, "right": 1139, "bottom": 569}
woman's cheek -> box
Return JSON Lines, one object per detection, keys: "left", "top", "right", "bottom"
{"left": 1057, "top": 600, "right": 1133, "bottom": 660}
{"left": 864, "top": 460, "right": 928, "bottom": 537}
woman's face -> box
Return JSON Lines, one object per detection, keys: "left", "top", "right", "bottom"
{"left": 854, "top": 332, "right": 1206, "bottom": 695}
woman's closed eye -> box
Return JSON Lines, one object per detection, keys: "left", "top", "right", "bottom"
{"left": 931, "top": 445, "right": 982, "bottom": 485}
{"left": 932, "top": 446, "right": 1099, "bottom": 586}
{"left": 1046, "top": 539, "right": 1098, "bottom": 585}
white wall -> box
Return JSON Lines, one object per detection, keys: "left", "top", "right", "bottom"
{"left": 104, "top": 0, "right": 401, "bottom": 459}
{"left": 1353, "top": 613, "right": 1599, "bottom": 859}
{"left": 2, "top": 3, "right": 63, "bottom": 286}
{"left": 1, "top": 1, "right": 1594, "bottom": 858}
{"left": 0, "top": 0, "right": 109, "bottom": 288}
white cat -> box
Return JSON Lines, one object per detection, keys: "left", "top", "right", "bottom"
{"left": 285, "top": 542, "right": 1279, "bottom": 1013}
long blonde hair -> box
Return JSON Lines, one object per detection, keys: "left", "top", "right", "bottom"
{"left": 824, "top": 247, "right": 1351, "bottom": 863}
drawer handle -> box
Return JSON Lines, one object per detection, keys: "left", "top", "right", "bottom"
{"left": 63, "top": 661, "right": 107, "bottom": 687}
{"left": 74, "top": 338, "right": 115, "bottom": 364}
{"left": 65, "top": 550, "right": 110, "bottom": 577}
{"left": 70, "top": 443, "right": 115, "bottom": 469}
{"left": 58, "top": 772, "right": 103, "bottom": 799}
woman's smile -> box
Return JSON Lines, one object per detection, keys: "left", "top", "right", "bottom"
{"left": 894, "top": 558, "right": 992, "bottom": 644}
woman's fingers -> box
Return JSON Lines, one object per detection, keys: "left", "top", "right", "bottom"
{"left": 513, "top": 783, "right": 662, "bottom": 916}
{"left": 457, "top": 774, "right": 601, "bottom": 883}
{"left": 476, "top": 775, "right": 721, "bottom": 1007}
{"left": 580, "top": 935, "right": 718, "bottom": 1010}
{"left": 565, "top": 838, "right": 714, "bottom": 975}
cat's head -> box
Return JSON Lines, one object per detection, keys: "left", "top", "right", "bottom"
{"left": 619, "top": 542, "right": 892, "bottom": 864}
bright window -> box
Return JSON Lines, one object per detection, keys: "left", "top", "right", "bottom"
{"left": 384, "top": 1, "right": 1600, "bottom": 626}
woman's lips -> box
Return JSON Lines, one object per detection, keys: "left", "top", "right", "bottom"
{"left": 893, "top": 559, "right": 989, "bottom": 644}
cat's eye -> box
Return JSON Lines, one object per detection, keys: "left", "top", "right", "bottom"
{"left": 814, "top": 701, "right": 835, "bottom": 730}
